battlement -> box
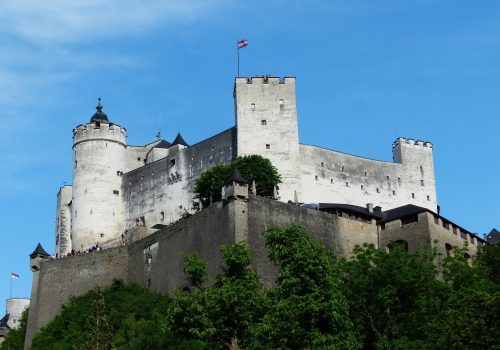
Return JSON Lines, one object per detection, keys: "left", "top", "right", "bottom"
{"left": 73, "top": 122, "right": 127, "bottom": 146}
{"left": 235, "top": 76, "right": 295, "bottom": 85}
{"left": 392, "top": 137, "right": 433, "bottom": 150}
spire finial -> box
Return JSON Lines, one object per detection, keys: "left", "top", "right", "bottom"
{"left": 96, "top": 97, "right": 103, "bottom": 112}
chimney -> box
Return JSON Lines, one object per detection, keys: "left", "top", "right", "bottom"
{"left": 366, "top": 203, "right": 373, "bottom": 213}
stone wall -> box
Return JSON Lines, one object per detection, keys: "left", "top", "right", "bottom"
{"left": 299, "top": 143, "right": 437, "bottom": 212}
{"left": 55, "top": 185, "right": 72, "bottom": 257}
{"left": 25, "top": 247, "right": 128, "bottom": 348}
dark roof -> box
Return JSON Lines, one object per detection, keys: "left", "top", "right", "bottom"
{"left": 486, "top": 228, "right": 500, "bottom": 244}
{"left": 153, "top": 140, "right": 171, "bottom": 149}
{"left": 170, "top": 133, "right": 189, "bottom": 147}
{"left": 0, "top": 314, "right": 9, "bottom": 328}
{"left": 225, "top": 169, "right": 248, "bottom": 186}
{"left": 90, "top": 98, "right": 109, "bottom": 123}
{"left": 378, "top": 204, "right": 428, "bottom": 224}
{"left": 151, "top": 224, "right": 168, "bottom": 230}
{"left": 317, "top": 203, "right": 383, "bottom": 220}
{"left": 29, "top": 243, "right": 50, "bottom": 259}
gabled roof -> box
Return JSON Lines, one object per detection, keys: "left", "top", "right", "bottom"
{"left": 225, "top": 169, "right": 248, "bottom": 186}
{"left": 29, "top": 243, "right": 50, "bottom": 259}
{"left": 0, "top": 314, "right": 9, "bottom": 328}
{"left": 378, "top": 204, "right": 428, "bottom": 224}
{"left": 317, "top": 203, "right": 384, "bottom": 220}
{"left": 153, "top": 140, "right": 171, "bottom": 149}
{"left": 170, "top": 133, "right": 189, "bottom": 147}
{"left": 486, "top": 228, "right": 500, "bottom": 244}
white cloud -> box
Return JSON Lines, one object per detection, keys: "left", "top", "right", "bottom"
{"left": 0, "top": 0, "right": 224, "bottom": 44}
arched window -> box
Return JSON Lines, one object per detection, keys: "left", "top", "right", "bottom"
{"left": 388, "top": 240, "right": 409, "bottom": 252}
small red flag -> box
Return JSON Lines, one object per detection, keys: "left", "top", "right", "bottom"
{"left": 237, "top": 39, "right": 249, "bottom": 49}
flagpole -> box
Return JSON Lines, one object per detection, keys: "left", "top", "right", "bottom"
{"left": 237, "top": 41, "right": 240, "bottom": 77}
{"left": 10, "top": 273, "right": 12, "bottom": 299}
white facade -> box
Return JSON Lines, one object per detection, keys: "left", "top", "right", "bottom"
{"left": 5, "top": 298, "right": 29, "bottom": 329}
{"left": 56, "top": 77, "right": 438, "bottom": 253}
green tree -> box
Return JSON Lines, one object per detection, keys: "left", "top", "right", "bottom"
{"left": 172, "top": 243, "right": 265, "bottom": 349}
{"left": 338, "top": 243, "right": 446, "bottom": 350}
{"left": 251, "top": 225, "right": 359, "bottom": 350}
{"left": 0, "top": 308, "right": 28, "bottom": 350}
{"left": 194, "top": 155, "right": 281, "bottom": 207}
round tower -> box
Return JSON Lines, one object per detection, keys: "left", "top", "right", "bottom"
{"left": 71, "top": 98, "right": 127, "bottom": 251}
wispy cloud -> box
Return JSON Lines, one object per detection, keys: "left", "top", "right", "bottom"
{"left": 0, "top": 0, "right": 224, "bottom": 44}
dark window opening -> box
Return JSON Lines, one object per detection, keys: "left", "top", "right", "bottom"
{"left": 266, "top": 144, "right": 270, "bottom": 149}
{"left": 261, "top": 119, "right": 266, "bottom": 125}
{"left": 401, "top": 214, "right": 418, "bottom": 225}
{"left": 170, "top": 158, "right": 175, "bottom": 166}
{"left": 445, "top": 243, "right": 453, "bottom": 257}
{"left": 460, "top": 231, "right": 467, "bottom": 240}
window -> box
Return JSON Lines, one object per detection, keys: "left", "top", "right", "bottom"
{"left": 170, "top": 158, "right": 175, "bottom": 166}
{"left": 445, "top": 243, "right": 453, "bottom": 257}
{"left": 401, "top": 214, "right": 418, "bottom": 225}
{"left": 137, "top": 157, "right": 141, "bottom": 161}
{"left": 469, "top": 235, "right": 475, "bottom": 244}
{"left": 140, "top": 216, "right": 146, "bottom": 226}
{"left": 361, "top": 185, "right": 364, "bottom": 190}
{"left": 117, "top": 171, "right": 122, "bottom": 176}
{"left": 460, "top": 230, "right": 467, "bottom": 240}
{"left": 380, "top": 223, "right": 385, "bottom": 230}
{"left": 113, "top": 190, "right": 119, "bottom": 195}
{"left": 364, "top": 171, "right": 368, "bottom": 177}
{"left": 421, "top": 180, "right": 425, "bottom": 186}
{"left": 341, "top": 166, "right": 345, "bottom": 172}
{"left": 251, "top": 103, "right": 255, "bottom": 110}
{"left": 386, "top": 175, "right": 390, "bottom": 180}
{"left": 346, "top": 182, "right": 349, "bottom": 187}
{"left": 453, "top": 226, "right": 457, "bottom": 234}
{"left": 427, "top": 195, "right": 430, "bottom": 201}
{"left": 147, "top": 278, "right": 151, "bottom": 287}
{"left": 261, "top": 119, "right": 267, "bottom": 125}
{"left": 388, "top": 240, "right": 409, "bottom": 252}
{"left": 266, "top": 144, "right": 270, "bottom": 149}
{"left": 392, "top": 190, "right": 396, "bottom": 195}
{"left": 434, "top": 216, "right": 439, "bottom": 224}
{"left": 321, "top": 162, "right": 324, "bottom": 167}
{"left": 95, "top": 122, "right": 100, "bottom": 129}
{"left": 398, "top": 177, "right": 401, "bottom": 185}
{"left": 330, "top": 179, "right": 334, "bottom": 184}
{"left": 74, "top": 160, "right": 77, "bottom": 168}
{"left": 279, "top": 99, "right": 284, "bottom": 111}
{"left": 442, "top": 221, "right": 450, "bottom": 230}
{"left": 420, "top": 165, "right": 424, "bottom": 173}
{"left": 376, "top": 188, "right": 380, "bottom": 193}
{"left": 315, "top": 175, "right": 318, "bottom": 181}
{"left": 411, "top": 193, "right": 415, "bottom": 199}
{"left": 160, "top": 211, "right": 165, "bottom": 221}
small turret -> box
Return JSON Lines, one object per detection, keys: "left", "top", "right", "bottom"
{"left": 29, "top": 243, "right": 50, "bottom": 272}
{"left": 224, "top": 169, "right": 249, "bottom": 200}
{"left": 170, "top": 132, "right": 189, "bottom": 147}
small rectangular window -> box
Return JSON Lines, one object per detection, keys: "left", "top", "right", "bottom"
{"left": 160, "top": 211, "right": 165, "bottom": 221}
{"left": 261, "top": 119, "right": 267, "bottom": 125}
{"left": 364, "top": 171, "right": 368, "bottom": 177}
{"left": 279, "top": 99, "right": 284, "bottom": 111}
{"left": 266, "top": 144, "right": 270, "bottom": 149}
{"left": 427, "top": 195, "right": 430, "bottom": 201}
{"left": 392, "top": 190, "right": 396, "bottom": 195}
{"left": 386, "top": 175, "right": 390, "bottom": 180}
{"left": 137, "top": 157, "right": 141, "bottom": 161}
{"left": 251, "top": 103, "right": 255, "bottom": 110}
{"left": 330, "top": 179, "right": 333, "bottom": 184}
{"left": 421, "top": 180, "right": 425, "bottom": 186}
{"left": 341, "top": 166, "right": 345, "bottom": 172}
{"left": 113, "top": 190, "right": 119, "bottom": 195}
{"left": 376, "top": 188, "right": 380, "bottom": 193}
{"left": 360, "top": 185, "right": 364, "bottom": 190}
{"left": 315, "top": 175, "right": 318, "bottom": 181}
{"left": 321, "top": 162, "right": 324, "bottom": 167}
{"left": 398, "top": 177, "right": 401, "bottom": 185}
{"left": 412, "top": 193, "right": 415, "bottom": 198}
{"left": 170, "top": 159, "right": 175, "bottom": 166}
{"left": 346, "top": 182, "right": 349, "bottom": 187}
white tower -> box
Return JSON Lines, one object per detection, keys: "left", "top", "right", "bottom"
{"left": 234, "top": 76, "right": 301, "bottom": 202}
{"left": 71, "top": 99, "right": 126, "bottom": 251}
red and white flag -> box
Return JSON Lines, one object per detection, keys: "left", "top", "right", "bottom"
{"left": 237, "top": 39, "right": 249, "bottom": 49}
{"left": 11, "top": 273, "right": 20, "bottom": 279}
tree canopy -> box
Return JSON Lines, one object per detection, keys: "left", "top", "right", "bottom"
{"left": 7, "top": 228, "right": 499, "bottom": 350}
{"left": 194, "top": 155, "right": 282, "bottom": 207}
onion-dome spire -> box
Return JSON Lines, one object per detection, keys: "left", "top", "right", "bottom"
{"left": 90, "top": 97, "right": 109, "bottom": 123}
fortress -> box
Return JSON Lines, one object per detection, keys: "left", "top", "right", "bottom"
{"left": 56, "top": 76, "right": 438, "bottom": 256}
{"left": 24, "top": 76, "right": 487, "bottom": 348}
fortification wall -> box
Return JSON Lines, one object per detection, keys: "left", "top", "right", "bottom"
{"left": 127, "top": 202, "right": 235, "bottom": 293}
{"left": 299, "top": 143, "right": 437, "bottom": 212}
{"left": 25, "top": 247, "right": 128, "bottom": 348}
{"left": 125, "top": 141, "right": 161, "bottom": 173}
{"left": 121, "top": 128, "right": 236, "bottom": 237}
{"left": 332, "top": 216, "right": 378, "bottom": 259}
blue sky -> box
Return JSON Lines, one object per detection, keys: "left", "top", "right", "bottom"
{"left": 0, "top": 0, "right": 499, "bottom": 310}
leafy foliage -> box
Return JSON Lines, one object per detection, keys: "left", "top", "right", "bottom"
{"left": 0, "top": 308, "right": 28, "bottom": 350}
{"left": 194, "top": 155, "right": 281, "bottom": 207}
{"left": 24, "top": 229, "right": 500, "bottom": 350}
{"left": 30, "top": 280, "right": 205, "bottom": 350}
